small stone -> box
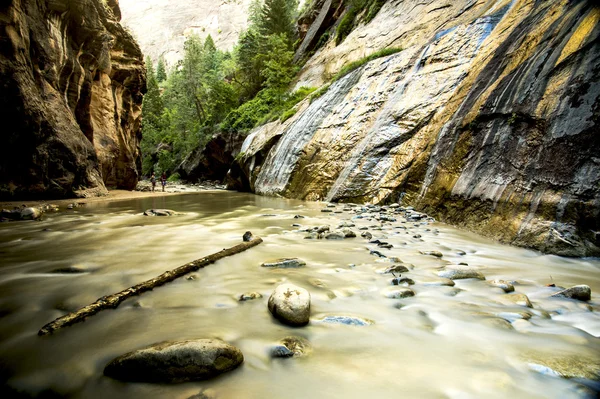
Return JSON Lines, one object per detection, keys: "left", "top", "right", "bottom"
{"left": 341, "top": 228, "right": 356, "bottom": 238}
{"left": 369, "top": 250, "right": 386, "bottom": 258}
{"left": 361, "top": 231, "right": 373, "bottom": 240}
{"left": 378, "top": 264, "right": 409, "bottom": 274}
{"left": 390, "top": 277, "right": 415, "bottom": 286}
{"left": 326, "top": 204, "right": 336, "bottom": 208}
{"left": 261, "top": 258, "right": 306, "bottom": 268}
{"left": 242, "top": 231, "right": 254, "bottom": 242}
{"left": 438, "top": 267, "right": 485, "bottom": 280}
{"left": 316, "top": 225, "right": 330, "bottom": 233}
{"left": 103, "top": 339, "right": 243, "bottom": 383}
{"left": 324, "top": 231, "right": 345, "bottom": 240}
{"left": 304, "top": 232, "right": 318, "bottom": 239}
{"left": 420, "top": 251, "right": 443, "bottom": 258}
{"left": 489, "top": 280, "right": 515, "bottom": 293}
{"left": 378, "top": 243, "right": 393, "bottom": 249}
{"left": 294, "top": 215, "right": 305, "bottom": 219}
{"left": 270, "top": 336, "right": 312, "bottom": 358}
{"left": 413, "top": 234, "right": 422, "bottom": 239}
{"left": 49, "top": 266, "right": 87, "bottom": 274}
{"left": 503, "top": 293, "right": 533, "bottom": 308}
{"left": 382, "top": 287, "right": 415, "bottom": 299}
{"left": 143, "top": 209, "right": 177, "bottom": 216}
{"left": 422, "top": 278, "right": 455, "bottom": 287}
{"left": 239, "top": 292, "right": 262, "bottom": 301}
{"left": 550, "top": 285, "right": 591, "bottom": 301}
{"left": 268, "top": 284, "right": 311, "bottom": 326}
{"left": 321, "top": 209, "right": 332, "bottom": 213}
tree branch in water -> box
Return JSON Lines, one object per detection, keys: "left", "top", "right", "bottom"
{"left": 38, "top": 235, "right": 263, "bottom": 336}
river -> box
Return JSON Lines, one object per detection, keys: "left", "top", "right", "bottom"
{"left": 0, "top": 191, "right": 598, "bottom": 398}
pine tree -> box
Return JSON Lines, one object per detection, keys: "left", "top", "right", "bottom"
{"left": 259, "top": 0, "right": 297, "bottom": 41}
{"left": 156, "top": 56, "right": 167, "bottom": 83}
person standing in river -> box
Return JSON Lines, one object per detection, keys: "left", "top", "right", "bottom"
{"left": 150, "top": 172, "right": 156, "bottom": 192}
{"left": 161, "top": 172, "right": 167, "bottom": 192}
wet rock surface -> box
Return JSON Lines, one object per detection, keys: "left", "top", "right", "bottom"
{"left": 229, "top": 0, "right": 600, "bottom": 257}
{"left": 268, "top": 284, "right": 311, "bottom": 326}
{"left": 550, "top": 285, "right": 592, "bottom": 302}
{"left": 104, "top": 339, "right": 243, "bottom": 383}
{"left": 438, "top": 267, "right": 486, "bottom": 281}
{"left": 1, "top": 0, "right": 144, "bottom": 199}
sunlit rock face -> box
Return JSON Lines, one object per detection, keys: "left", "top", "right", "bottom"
{"left": 231, "top": 0, "right": 600, "bottom": 256}
{"left": 119, "top": 0, "right": 253, "bottom": 65}
{"left": 0, "top": 0, "right": 145, "bottom": 198}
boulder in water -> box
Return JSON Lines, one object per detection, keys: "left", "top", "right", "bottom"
{"left": 324, "top": 231, "right": 345, "bottom": 240}
{"left": 20, "top": 207, "right": 42, "bottom": 220}
{"left": 550, "top": 285, "right": 591, "bottom": 301}
{"left": 268, "top": 284, "right": 310, "bottom": 326}
{"left": 103, "top": 339, "right": 243, "bottom": 383}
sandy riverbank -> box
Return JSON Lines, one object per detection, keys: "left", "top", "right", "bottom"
{"left": 0, "top": 185, "right": 222, "bottom": 210}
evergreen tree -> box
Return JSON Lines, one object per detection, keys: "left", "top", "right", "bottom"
{"left": 156, "top": 56, "right": 167, "bottom": 83}
{"left": 141, "top": 57, "right": 164, "bottom": 174}
{"left": 259, "top": 0, "right": 297, "bottom": 41}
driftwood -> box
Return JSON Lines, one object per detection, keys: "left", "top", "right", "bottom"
{"left": 39, "top": 235, "right": 263, "bottom": 336}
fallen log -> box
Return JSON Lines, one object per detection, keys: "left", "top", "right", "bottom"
{"left": 39, "top": 234, "right": 263, "bottom": 336}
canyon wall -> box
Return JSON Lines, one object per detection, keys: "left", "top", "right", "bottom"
{"left": 119, "top": 0, "right": 253, "bottom": 65}
{"left": 0, "top": 0, "right": 145, "bottom": 199}
{"left": 230, "top": 0, "right": 600, "bottom": 256}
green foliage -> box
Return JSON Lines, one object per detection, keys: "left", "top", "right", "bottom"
{"left": 167, "top": 172, "right": 181, "bottom": 182}
{"left": 156, "top": 56, "right": 167, "bottom": 82}
{"left": 309, "top": 84, "right": 330, "bottom": 102}
{"left": 281, "top": 108, "right": 297, "bottom": 122}
{"left": 316, "top": 30, "right": 330, "bottom": 49}
{"left": 331, "top": 47, "right": 402, "bottom": 82}
{"left": 140, "top": 0, "right": 303, "bottom": 175}
{"left": 335, "top": 7, "right": 357, "bottom": 45}
{"left": 365, "top": 0, "right": 386, "bottom": 23}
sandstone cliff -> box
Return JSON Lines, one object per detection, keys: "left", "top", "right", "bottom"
{"left": 230, "top": 0, "right": 600, "bottom": 256}
{"left": 0, "top": 0, "right": 145, "bottom": 199}
{"left": 119, "top": 0, "right": 252, "bottom": 65}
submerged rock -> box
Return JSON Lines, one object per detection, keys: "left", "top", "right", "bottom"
{"left": 438, "top": 267, "right": 485, "bottom": 280}
{"left": 489, "top": 280, "right": 515, "bottom": 293}
{"left": 238, "top": 292, "right": 262, "bottom": 301}
{"left": 268, "top": 284, "right": 311, "bottom": 326}
{"left": 270, "top": 336, "right": 312, "bottom": 358}
{"left": 420, "top": 251, "right": 443, "bottom": 258}
{"left": 104, "top": 339, "right": 243, "bottom": 383}
{"left": 143, "top": 209, "right": 178, "bottom": 216}
{"left": 502, "top": 293, "right": 533, "bottom": 308}
{"left": 318, "top": 316, "right": 373, "bottom": 326}
{"left": 550, "top": 285, "right": 591, "bottom": 301}
{"left": 324, "top": 231, "right": 345, "bottom": 240}
{"left": 382, "top": 287, "right": 415, "bottom": 299}
{"left": 422, "top": 278, "right": 455, "bottom": 287}
{"left": 376, "top": 264, "right": 409, "bottom": 274}
{"left": 261, "top": 258, "right": 306, "bottom": 268}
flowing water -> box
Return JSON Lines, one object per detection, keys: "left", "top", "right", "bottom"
{"left": 0, "top": 191, "right": 599, "bottom": 399}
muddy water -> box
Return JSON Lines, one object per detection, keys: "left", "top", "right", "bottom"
{"left": 0, "top": 191, "right": 598, "bottom": 398}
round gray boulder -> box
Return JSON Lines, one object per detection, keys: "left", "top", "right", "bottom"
{"left": 103, "top": 339, "right": 243, "bottom": 383}
{"left": 268, "top": 284, "right": 311, "bottom": 326}
{"left": 550, "top": 285, "right": 591, "bottom": 301}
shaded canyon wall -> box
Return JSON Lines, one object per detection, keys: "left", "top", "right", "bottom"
{"left": 0, "top": 0, "right": 145, "bottom": 199}
{"left": 229, "top": 0, "right": 600, "bottom": 256}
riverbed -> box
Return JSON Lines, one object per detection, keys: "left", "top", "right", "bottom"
{"left": 0, "top": 191, "right": 598, "bottom": 398}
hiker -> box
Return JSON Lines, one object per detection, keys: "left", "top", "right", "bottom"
{"left": 161, "top": 172, "right": 167, "bottom": 192}
{"left": 150, "top": 172, "right": 156, "bottom": 192}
